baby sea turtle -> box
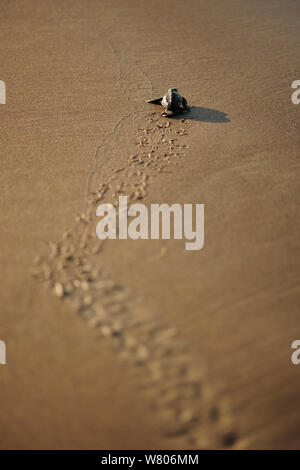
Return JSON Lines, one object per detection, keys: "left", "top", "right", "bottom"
{"left": 146, "top": 88, "right": 189, "bottom": 115}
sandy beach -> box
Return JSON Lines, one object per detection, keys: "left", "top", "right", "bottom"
{"left": 0, "top": 0, "right": 300, "bottom": 449}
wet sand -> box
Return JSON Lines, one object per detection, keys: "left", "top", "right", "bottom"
{"left": 0, "top": 0, "right": 300, "bottom": 449}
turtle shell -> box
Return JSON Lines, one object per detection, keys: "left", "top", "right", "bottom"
{"left": 163, "top": 89, "right": 183, "bottom": 111}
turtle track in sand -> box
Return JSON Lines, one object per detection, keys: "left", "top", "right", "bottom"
{"left": 33, "top": 110, "right": 241, "bottom": 449}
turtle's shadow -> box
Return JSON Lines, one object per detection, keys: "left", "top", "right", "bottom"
{"left": 169, "top": 106, "right": 230, "bottom": 123}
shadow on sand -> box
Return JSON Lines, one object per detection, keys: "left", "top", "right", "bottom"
{"left": 169, "top": 106, "right": 230, "bottom": 123}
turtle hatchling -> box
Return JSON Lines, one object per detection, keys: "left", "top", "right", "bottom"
{"left": 146, "top": 88, "right": 189, "bottom": 115}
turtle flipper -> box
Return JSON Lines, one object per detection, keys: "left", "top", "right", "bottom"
{"left": 181, "top": 97, "right": 190, "bottom": 113}
{"left": 146, "top": 97, "right": 163, "bottom": 105}
{"left": 182, "top": 96, "right": 188, "bottom": 108}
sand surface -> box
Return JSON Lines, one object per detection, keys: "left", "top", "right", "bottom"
{"left": 0, "top": 0, "right": 300, "bottom": 449}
